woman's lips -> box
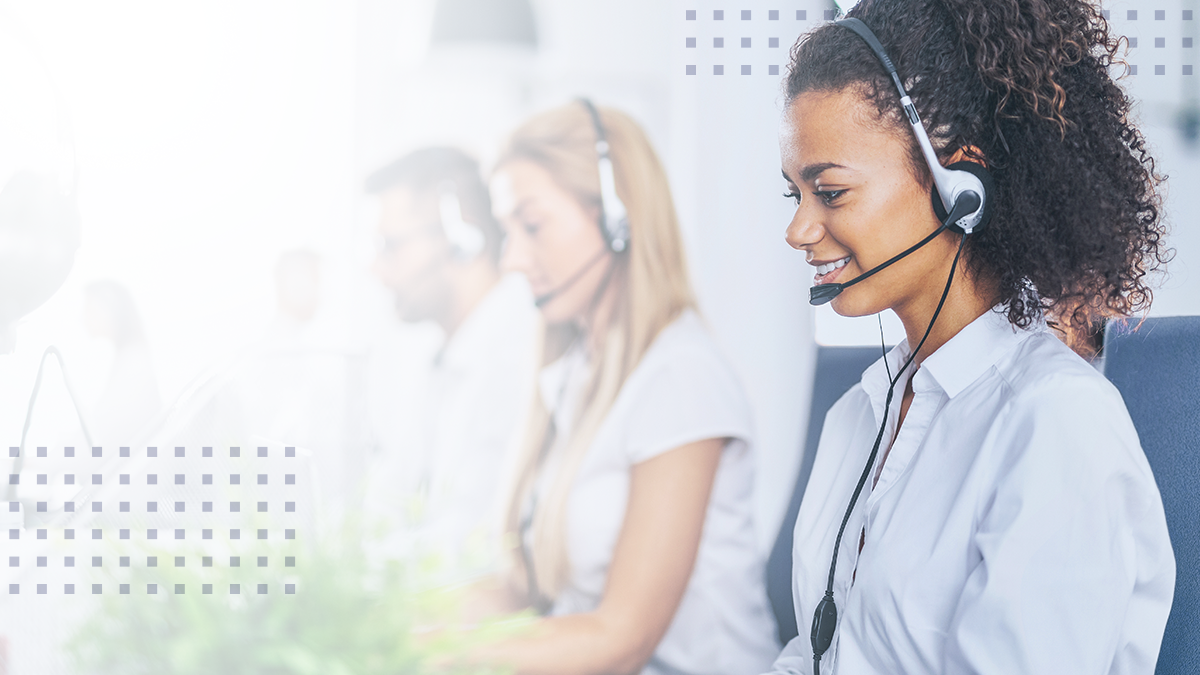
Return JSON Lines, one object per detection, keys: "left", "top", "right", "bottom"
{"left": 813, "top": 257, "right": 851, "bottom": 285}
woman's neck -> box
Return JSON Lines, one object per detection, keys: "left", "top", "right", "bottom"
{"left": 892, "top": 266, "right": 997, "bottom": 367}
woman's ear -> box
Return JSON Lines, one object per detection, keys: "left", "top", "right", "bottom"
{"left": 946, "top": 145, "right": 988, "bottom": 168}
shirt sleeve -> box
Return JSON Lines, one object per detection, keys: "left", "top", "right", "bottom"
{"left": 762, "top": 635, "right": 812, "bottom": 675}
{"left": 621, "top": 340, "right": 754, "bottom": 465}
{"left": 943, "top": 373, "right": 1175, "bottom": 674}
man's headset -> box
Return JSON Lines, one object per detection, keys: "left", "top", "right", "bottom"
{"left": 806, "top": 18, "right": 994, "bottom": 675}
{"left": 532, "top": 98, "right": 630, "bottom": 309}
{"left": 807, "top": 17, "right": 994, "bottom": 306}
{"left": 437, "top": 181, "right": 486, "bottom": 260}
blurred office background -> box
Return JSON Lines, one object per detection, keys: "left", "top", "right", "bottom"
{"left": 0, "top": 0, "right": 1196, "bottom": 628}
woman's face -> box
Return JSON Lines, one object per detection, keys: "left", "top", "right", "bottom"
{"left": 779, "top": 88, "right": 960, "bottom": 319}
{"left": 492, "top": 159, "right": 611, "bottom": 325}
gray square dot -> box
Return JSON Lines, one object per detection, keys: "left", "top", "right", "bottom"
{"left": 285, "top": 474, "right": 295, "bottom": 485}
{"left": 285, "top": 502, "right": 295, "bottom": 512}
{"left": 65, "top": 447, "right": 74, "bottom": 458}
{"left": 119, "top": 447, "right": 130, "bottom": 457}
{"left": 203, "top": 529, "right": 213, "bottom": 539}
{"left": 230, "top": 474, "right": 240, "bottom": 485}
{"left": 175, "top": 474, "right": 185, "bottom": 485}
{"left": 37, "top": 502, "right": 46, "bottom": 512}
{"left": 65, "top": 584, "right": 74, "bottom": 594}
{"left": 65, "top": 502, "right": 74, "bottom": 512}
{"left": 37, "top": 529, "right": 46, "bottom": 539}
{"left": 231, "top": 502, "right": 240, "bottom": 513}
{"left": 714, "top": 10, "right": 723, "bottom": 20}
{"left": 175, "top": 584, "right": 185, "bottom": 594}
{"left": 285, "top": 556, "right": 295, "bottom": 567}
{"left": 175, "top": 556, "right": 185, "bottom": 567}
{"left": 231, "top": 556, "right": 240, "bottom": 567}
{"left": 175, "top": 502, "right": 185, "bottom": 512}
{"left": 257, "top": 474, "right": 267, "bottom": 485}
{"left": 1185, "top": 37, "right": 1194, "bottom": 48}
{"left": 92, "top": 584, "right": 102, "bottom": 594}
{"left": 231, "top": 529, "right": 240, "bottom": 539}
{"left": 7, "top": 475, "right": 16, "bottom": 486}
{"left": 285, "top": 529, "right": 295, "bottom": 540}
{"left": 285, "top": 584, "right": 295, "bottom": 594}
{"left": 148, "top": 529, "right": 157, "bottom": 539}
{"left": 65, "top": 529, "right": 74, "bottom": 539}
{"left": 741, "top": 64, "right": 751, "bottom": 75}
{"left": 258, "top": 556, "right": 267, "bottom": 567}
{"left": 257, "top": 447, "right": 267, "bottom": 457}
{"left": 1130, "top": 64, "right": 1139, "bottom": 75}
{"left": 202, "top": 446, "right": 213, "bottom": 457}
{"left": 120, "top": 556, "right": 129, "bottom": 566}
{"left": 1155, "top": 64, "right": 1165, "bottom": 75}
{"left": 769, "top": 10, "right": 778, "bottom": 20}
{"left": 175, "top": 529, "right": 185, "bottom": 540}
{"left": 714, "top": 64, "right": 724, "bottom": 75}
{"left": 120, "top": 529, "right": 129, "bottom": 539}
{"left": 686, "top": 9, "right": 696, "bottom": 20}
{"left": 175, "top": 447, "right": 185, "bottom": 457}
{"left": 147, "top": 447, "right": 157, "bottom": 457}
{"left": 203, "top": 502, "right": 212, "bottom": 512}
{"left": 203, "top": 584, "right": 212, "bottom": 594}
{"left": 37, "top": 474, "right": 46, "bottom": 485}
{"left": 65, "top": 556, "right": 74, "bottom": 567}
{"left": 37, "top": 584, "right": 46, "bottom": 594}
{"left": 7, "top": 557, "right": 15, "bottom": 566}
{"left": 92, "top": 529, "right": 102, "bottom": 540}
{"left": 1154, "top": 10, "right": 1165, "bottom": 20}
{"left": 1102, "top": 10, "right": 1110, "bottom": 19}
{"left": 1127, "top": 10, "right": 1137, "bottom": 20}
{"left": 796, "top": 10, "right": 806, "bottom": 20}
{"left": 91, "top": 502, "right": 101, "bottom": 512}
{"left": 258, "top": 529, "right": 268, "bottom": 540}
{"left": 230, "top": 584, "right": 240, "bottom": 594}
{"left": 92, "top": 474, "right": 101, "bottom": 485}
{"left": 8, "top": 447, "right": 16, "bottom": 458}
{"left": 686, "top": 64, "right": 697, "bottom": 75}
{"left": 1155, "top": 37, "right": 1165, "bottom": 48}
{"left": 148, "top": 501, "right": 157, "bottom": 512}
{"left": 148, "top": 584, "right": 157, "bottom": 594}
{"left": 824, "top": 9, "right": 836, "bottom": 20}
{"left": 1186, "top": 10, "right": 1194, "bottom": 20}
{"left": 230, "top": 447, "right": 240, "bottom": 457}
{"left": 147, "top": 474, "right": 156, "bottom": 485}
{"left": 203, "top": 556, "right": 212, "bottom": 567}
{"left": 285, "top": 447, "right": 295, "bottom": 457}
{"left": 148, "top": 556, "right": 157, "bottom": 567}
{"left": 120, "top": 474, "right": 129, "bottom": 485}
{"left": 1129, "top": 37, "right": 1138, "bottom": 48}
{"left": 741, "top": 10, "right": 750, "bottom": 20}
{"left": 92, "top": 447, "right": 102, "bottom": 457}
{"left": 37, "top": 447, "right": 46, "bottom": 458}
{"left": 714, "top": 37, "right": 724, "bottom": 48}
{"left": 1186, "top": 65, "right": 1194, "bottom": 75}
{"left": 8, "top": 529, "right": 17, "bottom": 540}
{"left": 120, "top": 584, "right": 129, "bottom": 594}
{"left": 120, "top": 502, "right": 129, "bottom": 512}
{"left": 65, "top": 474, "right": 74, "bottom": 485}
{"left": 769, "top": 37, "right": 780, "bottom": 48}
{"left": 8, "top": 584, "right": 16, "bottom": 594}
{"left": 37, "top": 556, "right": 46, "bottom": 566}
{"left": 741, "top": 37, "right": 751, "bottom": 48}
{"left": 686, "top": 37, "right": 696, "bottom": 48}
{"left": 258, "top": 502, "right": 267, "bottom": 512}
{"left": 203, "top": 474, "right": 212, "bottom": 485}
{"left": 257, "top": 584, "right": 268, "bottom": 595}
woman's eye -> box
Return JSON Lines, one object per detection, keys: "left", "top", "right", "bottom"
{"left": 814, "top": 189, "right": 846, "bottom": 204}
{"left": 783, "top": 191, "right": 803, "bottom": 206}
{"left": 521, "top": 220, "right": 541, "bottom": 236}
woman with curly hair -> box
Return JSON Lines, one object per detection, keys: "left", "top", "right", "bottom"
{"left": 771, "top": 0, "right": 1175, "bottom": 673}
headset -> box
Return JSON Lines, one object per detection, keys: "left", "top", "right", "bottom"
{"left": 532, "top": 98, "right": 631, "bottom": 309}
{"left": 807, "top": 17, "right": 993, "bottom": 307}
{"left": 806, "top": 18, "right": 994, "bottom": 675}
{"left": 436, "top": 181, "right": 486, "bottom": 260}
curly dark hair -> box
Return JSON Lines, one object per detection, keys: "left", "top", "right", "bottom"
{"left": 785, "top": 0, "right": 1170, "bottom": 341}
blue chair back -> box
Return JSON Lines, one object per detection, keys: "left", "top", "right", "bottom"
{"left": 767, "top": 345, "right": 882, "bottom": 645}
{"left": 1104, "top": 316, "right": 1200, "bottom": 674}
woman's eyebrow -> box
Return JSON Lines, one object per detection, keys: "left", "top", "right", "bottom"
{"left": 801, "top": 162, "right": 847, "bottom": 182}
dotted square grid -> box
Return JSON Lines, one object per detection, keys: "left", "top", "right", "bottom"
{"left": 686, "top": 9, "right": 696, "bottom": 20}
{"left": 741, "top": 64, "right": 751, "bottom": 75}
{"left": 769, "top": 10, "right": 778, "bottom": 20}
{"left": 741, "top": 37, "right": 751, "bottom": 48}
{"left": 741, "top": 10, "right": 750, "bottom": 20}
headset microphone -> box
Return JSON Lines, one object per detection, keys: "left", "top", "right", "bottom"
{"left": 533, "top": 247, "right": 610, "bottom": 308}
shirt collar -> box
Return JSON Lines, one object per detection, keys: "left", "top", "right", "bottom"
{"left": 860, "top": 306, "right": 1041, "bottom": 414}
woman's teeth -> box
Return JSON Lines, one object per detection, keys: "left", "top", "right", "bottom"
{"left": 816, "top": 257, "right": 850, "bottom": 276}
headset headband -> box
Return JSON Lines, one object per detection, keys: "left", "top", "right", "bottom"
{"left": 577, "top": 98, "right": 631, "bottom": 252}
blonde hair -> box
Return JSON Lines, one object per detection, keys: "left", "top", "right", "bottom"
{"left": 497, "top": 103, "right": 695, "bottom": 601}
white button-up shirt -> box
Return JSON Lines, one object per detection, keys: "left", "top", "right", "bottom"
{"left": 769, "top": 308, "right": 1175, "bottom": 675}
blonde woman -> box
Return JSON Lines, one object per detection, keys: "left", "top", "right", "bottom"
{"left": 478, "top": 100, "right": 779, "bottom": 675}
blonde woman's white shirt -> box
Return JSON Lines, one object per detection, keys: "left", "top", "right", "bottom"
{"left": 535, "top": 309, "right": 780, "bottom": 675}
{"left": 768, "top": 308, "right": 1175, "bottom": 675}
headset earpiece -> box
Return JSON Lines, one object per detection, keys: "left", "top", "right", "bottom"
{"left": 931, "top": 161, "right": 995, "bottom": 235}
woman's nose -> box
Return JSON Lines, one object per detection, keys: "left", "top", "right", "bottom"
{"left": 785, "top": 202, "right": 825, "bottom": 252}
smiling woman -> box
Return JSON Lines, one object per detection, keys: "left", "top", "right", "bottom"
{"left": 767, "top": 1, "right": 1176, "bottom": 674}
